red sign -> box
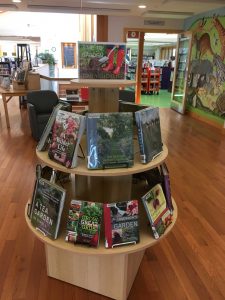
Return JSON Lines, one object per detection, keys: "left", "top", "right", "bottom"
{"left": 127, "top": 31, "right": 139, "bottom": 39}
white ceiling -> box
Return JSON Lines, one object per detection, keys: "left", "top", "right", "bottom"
{"left": 0, "top": 0, "right": 225, "bottom": 19}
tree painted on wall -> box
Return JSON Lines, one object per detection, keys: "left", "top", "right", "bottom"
{"left": 188, "top": 15, "right": 225, "bottom": 119}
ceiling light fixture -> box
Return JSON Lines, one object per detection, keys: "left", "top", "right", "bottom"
{"left": 12, "top": 0, "right": 22, "bottom": 3}
{"left": 138, "top": 5, "right": 146, "bottom": 8}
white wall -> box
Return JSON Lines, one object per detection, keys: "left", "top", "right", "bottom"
{"left": 0, "top": 12, "right": 80, "bottom": 65}
{"left": 108, "top": 16, "right": 184, "bottom": 42}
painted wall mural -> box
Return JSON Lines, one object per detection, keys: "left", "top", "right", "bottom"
{"left": 187, "top": 15, "right": 225, "bottom": 123}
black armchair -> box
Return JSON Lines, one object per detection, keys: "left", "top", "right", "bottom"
{"left": 27, "top": 90, "right": 60, "bottom": 141}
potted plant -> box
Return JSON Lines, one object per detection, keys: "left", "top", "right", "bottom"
{"left": 38, "top": 52, "right": 56, "bottom": 65}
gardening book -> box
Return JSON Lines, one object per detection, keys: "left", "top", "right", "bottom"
{"left": 36, "top": 102, "right": 71, "bottom": 152}
{"left": 160, "top": 163, "right": 174, "bottom": 213}
{"left": 65, "top": 200, "right": 103, "bottom": 247}
{"left": 78, "top": 42, "right": 126, "bottom": 79}
{"left": 30, "top": 177, "right": 66, "bottom": 240}
{"left": 135, "top": 107, "right": 163, "bottom": 164}
{"left": 48, "top": 110, "right": 86, "bottom": 168}
{"left": 141, "top": 183, "right": 172, "bottom": 239}
{"left": 86, "top": 112, "right": 134, "bottom": 169}
{"left": 104, "top": 200, "right": 139, "bottom": 248}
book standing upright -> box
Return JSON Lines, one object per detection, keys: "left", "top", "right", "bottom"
{"left": 135, "top": 107, "right": 163, "bottom": 164}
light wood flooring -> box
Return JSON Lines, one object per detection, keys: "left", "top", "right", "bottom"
{"left": 0, "top": 97, "right": 225, "bottom": 300}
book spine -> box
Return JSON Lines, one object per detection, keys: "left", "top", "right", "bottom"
{"left": 163, "top": 174, "right": 174, "bottom": 212}
{"left": 104, "top": 204, "right": 113, "bottom": 248}
{"left": 135, "top": 114, "right": 146, "bottom": 163}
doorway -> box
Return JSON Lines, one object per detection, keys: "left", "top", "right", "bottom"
{"left": 125, "top": 30, "right": 179, "bottom": 108}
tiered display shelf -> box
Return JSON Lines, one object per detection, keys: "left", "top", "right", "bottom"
{"left": 25, "top": 79, "right": 177, "bottom": 300}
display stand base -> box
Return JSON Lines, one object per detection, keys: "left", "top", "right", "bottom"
{"left": 45, "top": 243, "right": 145, "bottom": 300}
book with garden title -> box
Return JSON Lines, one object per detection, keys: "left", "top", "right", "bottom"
{"left": 86, "top": 112, "right": 134, "bottom": 170}
{"left": 48, "top": 110, "right": 86, "bottom": 168}
{"left": 104, "top": 200, "right": 139, "bottom": 248}
{"left": 78, "top": 41, "right": 126, "bottom": 79}
{"left": 65, "top": 200, "right": 103, "bottom": 247}
{"left": 30, "top": 177, "right": 66, "bottom": 240}
{"left": 141, "top": 183, "right": 172, "bottom": 239}
{"left": 135, "top": 107, "right": 163, "bottom": 164}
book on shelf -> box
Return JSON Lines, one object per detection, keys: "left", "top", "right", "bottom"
{"left": 135, "top": 107, "right": 163, "bottom": 164}
{"left": 66, "top": 89, "right": 80, "bottom": 101}
{"left": 48, "top": 110, "right": 86, "bottom": 168}
{"left": 36, "top": 102, "right": 71, "bottom": 152}
{"left": 141, "top": 183, "right": 172, "bottom": 239}
{"left": 86, "top": 112, "right": 134, "bottom": 169}
{"left": 29, "top": 173, "right": 66, "bottom": 240}
{"left": 65, "top": 200, "right": 103, "bottom": 247}
{"left": 104, "top": 200, "right": 139, "bottom": 248}
{"left": 160, "top": 163, "right": 174, "bottom": 213}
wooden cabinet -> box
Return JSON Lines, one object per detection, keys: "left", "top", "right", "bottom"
{"left": 25, "top": 79, "right": 177, "bottom": 300}
{"left": 171, "top": 32, "right": 192, "bottom": 114}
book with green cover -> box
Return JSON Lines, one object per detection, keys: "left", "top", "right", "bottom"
{"left": 86, "top": 112, "right": 134, "bottom": 169}
{"left": 65, "top": 200, "right": 103, "bottom": 247}
{"left": 30, "top": 177, "right": 66, "bottom": 239}
{"left": 141, "top": 183, "right": 172, "bottom": 239}
{"left": 48, "top": 110, "right": 86, "bottom": 168}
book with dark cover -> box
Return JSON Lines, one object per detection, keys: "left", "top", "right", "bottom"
{"left": 86, "top": 112, "right": 134, "bottom": 169}
{"left": 48, "top": 110, "right": 86, "bottom": 168}
{"left": 30, "top": 177, "right": 66, "bottom": 239}
{"left": 37, "top": 102, "right": 71, "bottom": 152}
{"left": 65, "top": 200, "right": 103, "bottom": 247}
{"left": 104, "top": 200, "right": 139, "bottom": 248}
{"left": 141, "top": 183, "right": 172, "bottom": 239}
{"left": 160, "top": 163, "right": 174, "bottom": 212}
{"left": 135, "top": 107, "right": 163, "bottom": 164}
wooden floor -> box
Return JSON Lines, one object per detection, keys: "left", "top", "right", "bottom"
{"left": 0, "top": 97, "right": 225, "bottom": 300}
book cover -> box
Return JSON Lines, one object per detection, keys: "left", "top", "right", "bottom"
{"left": 36, "top": 103, "right": 69, "bottom": 152}
{"left": 104, "top": 200, "right": 139, "bottom": 248}
{"left": 160, "top": 163, "right": 174, "bottom": 212}
{"left": 48, "top": 110, "right": 86, "bottom": 168}
{"left": 78, "top": 42, "right": 126, "bottom": 80}
{"left": 65, "top": 200, "right": 103, "bottom": 247}
{"left": 86, "top": 112, "right": 134, "bottom": 169}
{"left": 141, "top": 183, "right": 172, "bottom": 239}
{"left": 30, "top": 177, "right": 66, "bottom": 239}
{"left": 135, "top": 107, "right": 163, "bottom": 164}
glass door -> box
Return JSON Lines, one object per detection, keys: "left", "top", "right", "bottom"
{"left": 171, "top": 32, "right": 192, "bottom": 114}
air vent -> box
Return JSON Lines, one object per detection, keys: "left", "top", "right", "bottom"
{"left": 144, "top": 20, "right": 165, "bottom": 26}
{"left": 143, "top": 10, "right": 194, "bottom": 19}
{"left": 28, "top": 5, "right": 130, "bottom": 13}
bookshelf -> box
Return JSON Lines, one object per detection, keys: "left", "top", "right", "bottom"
{"left": 171, "top": 32, "right": 192, "bottom": 114}
{"left": 25, "top": 79, "right": 177, "bottom": 300}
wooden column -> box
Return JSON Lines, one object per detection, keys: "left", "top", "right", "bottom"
{"left": 135, "top": 32, "right": 144, "bottom": 104}
{"left": 97, "top": 15, "right": 108, "bottom": 42}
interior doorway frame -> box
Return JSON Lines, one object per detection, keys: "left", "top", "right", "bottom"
{"left": 123, "top": 28, "right": 183, "bottom": 104}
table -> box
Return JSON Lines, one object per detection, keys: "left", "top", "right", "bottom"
{"left": 0, "top": 86, "right": 28, "bottom": 128}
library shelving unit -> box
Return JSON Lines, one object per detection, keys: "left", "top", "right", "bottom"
{"left": 141, "top": 67, "right": 149, "bottom": 93}
{"left": 25, "top": 79, "right": 177, "bottom": 300}
{"left": 171, "top": 32, "right": 192, "bottom": 114}
{"left": 149, "top": 68, "right": 160, "bottom": 95}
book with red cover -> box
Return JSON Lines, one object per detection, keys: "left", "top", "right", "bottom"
{"left": 104, "top": 200, "right": 139, "bottom": 248}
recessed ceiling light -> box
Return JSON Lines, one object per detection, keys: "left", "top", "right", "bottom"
{"left": 12, "top": 0, "right": 22, "bottom": 2}
{"left": 138, "top": 5, "right": 146, "bottom": 8}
